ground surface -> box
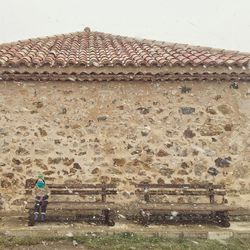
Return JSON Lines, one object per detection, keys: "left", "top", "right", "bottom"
{"left": 0, "top": 215, "right": 250, "bottom": 249}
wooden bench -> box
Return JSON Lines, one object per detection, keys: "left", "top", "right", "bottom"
{"left": 135, "top": 183, "right": 233, "bottom": 227}
{"left": 25, "top": 179, "right": 117, "bottom": 226}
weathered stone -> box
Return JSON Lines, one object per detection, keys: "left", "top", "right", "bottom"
{"left": 59, "top": 107, "right": 67, "bottom": 114}
{"left": 122, "top": 191, "right": 131, "bottom": 198}
{"left": 179, "top": 107, "right": 195, "bottom": 115}
{"left": 108, "top": 168, "right": 122, "bottom": 175}
{"left": 48, "top": 157, "right": 62, "bottom": 164}
{"left": 22, "top": 158, "right": 32, "bottom": 165}
{"left": 35, "top": 159, "right": 48, "bottom": 170}
{"left": 14, "top": 166, "right": 23, "bottom": 173}
{"left": 183, "top": 128, "right": 196, "bottom": 138}
{"left": 137, "top": 107, "right": 150, "bottom": 114}
{"left": 3, "top": 172, "right": 14, "bottom": 179}
{"left": 141, "top": 128, "right": 150, "bottom": 136}
{"left": 38, "top": 128, "right": 47, "bottom": 137}
{"left": 157, "top": 178, "right": 165, "bottom": 184}
{"left": 111, "top": 177, "right": 122, "bottom": 185}
{"left": 177, "top": 169, "right": 189, "bottom": 175}
{"left": 233, "top": 165, "right": 250, "bottom": 178}
{"left": 0, "top": 128, "right": 8, "bottom": 136}
{"left": 91, "top": 168, "right": 100, "bottom": 174}
{"left": 1, "top": 179, "right": 11, "bottom": 188}
{"left": 70, "top": 168, "right": 77, "bottom": 174}
{"left": 57, "top": 131, "right": 65, "bottom": 136}
{"left": 159, "top": 167, "right": 174, "bottom": 177}
{"left": 177, "top": 148, "right": 188, "bottom": 157}
{"left": 214, "top": 95, "right": 222, "bottom": 101}
{"left": 54, "top": 139, "right": 61, "bottom": 144}
{"left": 43, "top": 170, "right": 55, "bottom": 176}
{"left": 113, "top": 158, "right": 126, "bottom": 166}
{"left": 0, "top": 162, "right": 6, "bottom": 166}
{"left": 35, "top": 149, "right": 49, "bottom": 155}
{"left": 224, "top": 124, "right": 233, "bottom": 131}
{"left": 171, "top": 178, "right": 185, "bottom": 184}
{"left": 206, "top": 106, "right": 217, "bottom": 115}
{"left": 12, "top": 158, "right": 21, "bottom": 165}
{"left": 62, "top": 170, "right": 69, "bottom": 175}
{"left": 97, "top": 115, "right": 108, "bottom": 121}
{"left": 217, "top": 104, "right": 232, "bottom": 115}
{"left": 181, "top": 86, "right": 192, "bottom": 93}
{"left": 143, "top": 146, "right": 153, "bottom": 154}
{"left": 180, "top": 162, "right": 189, "bottom": 169}
{"left": 131, "top": 149, "right": 142, "bottom": 155}
{"left": 73, "top": 163, "right": 81, "bottom": 170}
{"left": 215, "top": 157, "right": 231, "bottom": 168}
{"left": 207, "top": 167, "right": 219, "bottom": 176}
{"left": 99, "top": 175, "right": 110, "bottom": 183}
{"left": 117, "top": 105, "right": 124, "bottom": 110}
{"left": 33, "top": 101, "right": 43, "bottom": 108}
{"left": 200, "top": 124, "right": 223, "bottom": 136}
{"left": 156, "top": 149, "right": 169, "bottom": 157}
{"left": 15, "top": 147, "right": 29, "bottom": 156}
{"left": 194, "top": 164, "right": 206, "bottom": 176}
{"left": 62, "top": 157, "right": 74, "bottom": 166}
{"left": 156, "top": 108, "right": 164, "bottom": 114}
{"left": 64, "top": 179, "right": 82, "bottom": 185}
{"left": 78, "top": 151, "right": 86, "bottom": 156}
{"left": 11, "top": 198, "right": 26, "bottom": 206}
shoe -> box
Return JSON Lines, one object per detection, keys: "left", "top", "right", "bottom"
{"left": 41, "top": 213, "right": 46, "bottom": 222}
{"left": 34, "top": 213, "right": 39, "bottom": 222}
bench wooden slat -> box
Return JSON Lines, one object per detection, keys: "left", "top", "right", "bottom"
{"left": 25, "top": 190, "right": 117, "bottom": 195}
{"left": 25, "top": 202, "right": 116, "bottom": 210}
{"left": 25, "top": 183, "right": 116, "bottom": 189}
{"left": 135, "top": 190, "right": 226, "bottom": 196}
{"left": 139, "top": 203, "right": 231, "bottom": 212}
{"left": 135, "top": 183, "right": 225, "bottom": 189}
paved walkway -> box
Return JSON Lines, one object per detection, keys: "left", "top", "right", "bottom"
{"left": 0, "top": 215, "right": 250, "bottom": 240}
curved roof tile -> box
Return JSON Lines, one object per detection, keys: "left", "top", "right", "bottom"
{"left": 0, "top": 28, "right": 250, "bottom": 70}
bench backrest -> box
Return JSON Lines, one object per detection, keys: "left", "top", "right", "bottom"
{"left": 25, "top": 179, "right": 117, "bottom": 202}
{"left": 135, "top": 183, "right": 226, "bottom": 204}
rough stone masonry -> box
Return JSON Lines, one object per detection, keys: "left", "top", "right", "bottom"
{"left": 0, "top": 80, "right": 250, "bottom": 211}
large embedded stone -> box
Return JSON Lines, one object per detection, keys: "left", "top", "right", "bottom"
{"left": 113, "top": 158, "right": 126, "bottom": 166}
{"left": 217, "top": 104, "right": 232, "bottom": 115}
{"left": 15, "top": 147, "right": 29, "bottom": 156}
{"left": 179, "top": 107, "right": 195, "bottom": 115}
{"left": 183, "top": 128, "right": 196, "bottom": 138}
{"left": 207, "top": 167, "right": 219, "bottom": 176}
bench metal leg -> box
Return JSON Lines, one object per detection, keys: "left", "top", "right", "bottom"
{"left": 214, "top": 211, "right": 230, "bottom": 228}
{"left": 139, "top": 209, "right": 150, "bottom": 226}
{"left": 28, "top": 209, "right": 35, "bottom": 226}
{"left": 102, "top": 209, "right": 115, "bottom": 226}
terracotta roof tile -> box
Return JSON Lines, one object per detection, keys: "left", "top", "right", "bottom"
{"left": 0, "top": 28, "right": 250, "bottom": 82}
{"left": 0, "top": 28, "right": 249, "bottom": 70}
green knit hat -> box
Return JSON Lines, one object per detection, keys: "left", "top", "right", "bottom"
{"left": 37, "top": 173, "right": 44, "bottom": 180}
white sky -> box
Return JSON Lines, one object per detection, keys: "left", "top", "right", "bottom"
{"left": 0, "top": 0, "right": 250, "bottom": 52}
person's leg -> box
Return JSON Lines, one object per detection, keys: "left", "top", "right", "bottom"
{"left": 41, "top": 199, "right": 48, "bottom": 222}
{"left": 34, "top": 196, "right": 41, "bottom": 221}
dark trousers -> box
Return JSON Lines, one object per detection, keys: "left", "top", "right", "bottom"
{"left": 34, "top": 196, "right": 48, "bottom": 215}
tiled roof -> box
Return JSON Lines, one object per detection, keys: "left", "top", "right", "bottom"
{"left": 0, "top": 27, "right": 250, "bottom": 82}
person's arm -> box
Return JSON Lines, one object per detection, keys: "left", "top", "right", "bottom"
{"left": 44, "top": 185, "right": 51, "bottom": 198}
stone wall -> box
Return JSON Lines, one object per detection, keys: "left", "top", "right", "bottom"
{"left": 0, "top": 80, "right": 250, "bottom": 211}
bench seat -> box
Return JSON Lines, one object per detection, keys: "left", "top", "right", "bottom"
{"left": 25, "top": 201, "right": 116, "bottom": 211}
{"left": 138, "top": 203, "right": 233, "bottom": 213}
